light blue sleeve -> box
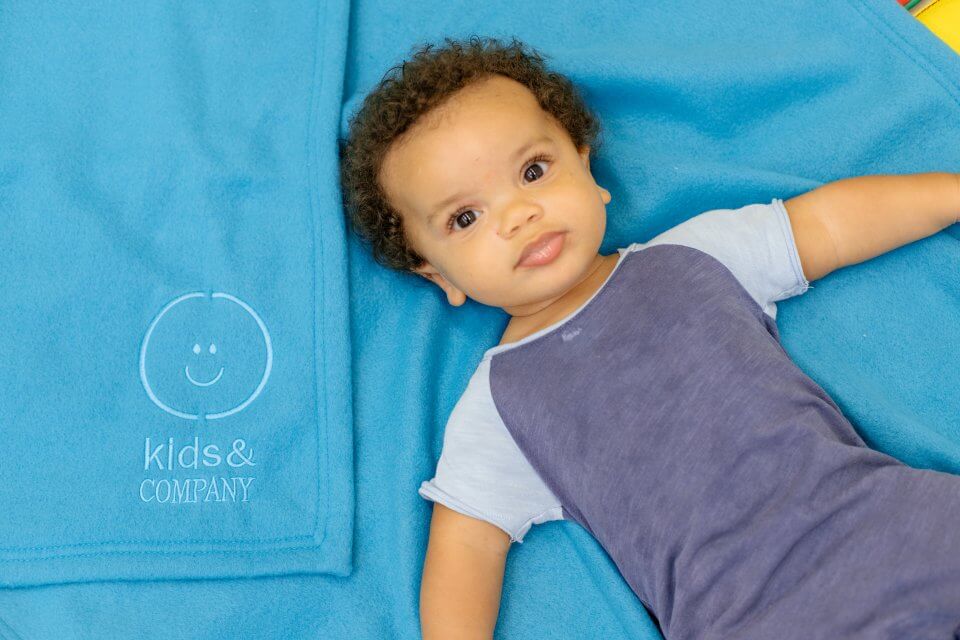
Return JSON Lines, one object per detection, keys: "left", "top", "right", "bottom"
{"left": 635, "top": 198, "right": 811, "bottom": 320}
{"left": 418, "top": 359, "right": 564, "bottom": 544}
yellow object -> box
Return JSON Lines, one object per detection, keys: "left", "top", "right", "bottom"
{"left": 916, "top": 0, "right": 960, "bottom": 54}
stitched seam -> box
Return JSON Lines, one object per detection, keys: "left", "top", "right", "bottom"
{"left": 772, "top": 199, "right": 811, "bottom": 300}
{"left": 419, "top": 483, "right": 521, "bottom": 543}
{"left": 0, "top": 615, "right": 24, "bottom": 640}
{"left": 0, "top": 0, "right": 338, "bottom": 563}
{"left": 514, "top": 504, "right": 564, "bottom": 542}
{"left": 843, "top": 0, "right": 960, "bottom": 108}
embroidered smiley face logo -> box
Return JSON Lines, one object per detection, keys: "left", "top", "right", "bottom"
{"left": 140, "top": 292, "right": 272, "bottom": 421}
{"left": 186, "top": 341, "right": 224, "bottom": 387}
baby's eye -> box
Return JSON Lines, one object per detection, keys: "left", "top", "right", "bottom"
{"left": 445, "top": 153, "right": 553, "bottom": 233}
{"left": 447, "top": 207, "right": 478, "bottom": 232}
{"left": 523, "top": 153, "right": 552, "bottom": 183}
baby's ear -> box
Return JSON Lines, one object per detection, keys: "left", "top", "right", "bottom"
{"left": 413, "top": 264, "right": 468, "bottom": 307}
{"left": 577, "top": 145, "right": 610, "bottom": 203}
{"left": 578, "top": 144, "right": 592, "bottom": 169}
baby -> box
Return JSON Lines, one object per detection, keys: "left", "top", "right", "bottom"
{"left": 339, "top": 36, "right": 960, "bottom": 639}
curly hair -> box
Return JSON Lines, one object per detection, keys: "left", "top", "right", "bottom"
{"left": 338, "top": 35, "right": 603, "bottom": 275}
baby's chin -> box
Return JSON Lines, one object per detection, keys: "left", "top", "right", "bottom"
{"left": 480, "top": 282, "right": 578, "bottom": 314}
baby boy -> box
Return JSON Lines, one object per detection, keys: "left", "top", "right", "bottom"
{"left": 339, "top": 36, "right": 960, "bottom": 639}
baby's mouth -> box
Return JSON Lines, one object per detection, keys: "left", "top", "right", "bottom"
{"left": 517, "top": 231, "right": 566, "bottom": 268}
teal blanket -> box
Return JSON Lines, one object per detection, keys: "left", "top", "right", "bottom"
{"left": 1, "top": 0, "right": 958, "bottom": 637}
{"left": 0, "top": 0, "right": 353, "bottom": 588}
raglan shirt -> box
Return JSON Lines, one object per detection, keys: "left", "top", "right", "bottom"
{"left": 418, "top": 199, "right": 811, "bottom": 543}
{"left": 417, "top": 198, "right": 960, "bottom": 638}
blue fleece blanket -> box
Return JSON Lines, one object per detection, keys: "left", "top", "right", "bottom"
{"left": 0, "top": 0, "right": 957, "bottom": 638}
{"left": 0, "top": 0, "right": 353, "bottom": 589}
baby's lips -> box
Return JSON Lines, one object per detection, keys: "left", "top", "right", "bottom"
{"left": 517, "top": 231, "right": 566, "bottom": 267}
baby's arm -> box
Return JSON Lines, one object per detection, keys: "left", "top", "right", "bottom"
{"left": 783, "top": 172, "right": 960, "bottom": 282}
{"left": 420, "top": 502, "right": 512, "bottom": 639}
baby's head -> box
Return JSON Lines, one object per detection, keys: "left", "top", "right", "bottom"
{"left": 340, "top": 36, "right": 611, "bottom": 317}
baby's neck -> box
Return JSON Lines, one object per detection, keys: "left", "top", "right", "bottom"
{"left": 499, "top": 252, "right": 621, "bottom": 346}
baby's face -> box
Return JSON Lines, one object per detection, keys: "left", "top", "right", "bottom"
{"left": 379, "top": 74, "right": 611, "bottom": 317}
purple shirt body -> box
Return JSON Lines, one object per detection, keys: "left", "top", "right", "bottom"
{"left": 420, "top": 199, "right": 960, "bottom": 638}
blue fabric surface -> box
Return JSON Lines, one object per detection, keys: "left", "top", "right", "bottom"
{"left": 0, "top": 0, "right": 958, "bottom": 638}
{"left": 0, "top": 0, "right": 353, "bottom": 588}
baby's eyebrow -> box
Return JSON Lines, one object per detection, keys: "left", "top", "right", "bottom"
{"left": 426, "top": 134, "right": 552, "bottom": 223}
